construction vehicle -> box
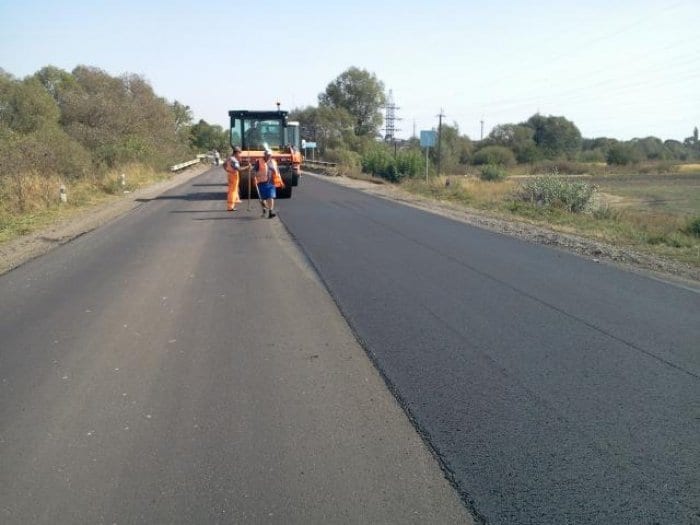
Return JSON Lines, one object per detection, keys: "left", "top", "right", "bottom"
{"left": 228, "top": 108, "right": 303, "bottom": 199}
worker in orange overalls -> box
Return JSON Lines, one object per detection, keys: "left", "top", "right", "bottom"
{"left": 223, "top": 146, "right": 251, "bottom": 211}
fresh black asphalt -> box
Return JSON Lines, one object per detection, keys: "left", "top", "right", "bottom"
{"left": 280, "top": 174, "right": 700, "bottom": 524}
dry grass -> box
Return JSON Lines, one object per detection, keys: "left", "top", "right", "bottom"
{"left": 402, "top": 176, "right": 515, "bottom": 208}
{"left": 0, "top": 164, "right": 172, "bottom": 243}
{"left": 679, "top": 163, "right": 700, "bottom": 173}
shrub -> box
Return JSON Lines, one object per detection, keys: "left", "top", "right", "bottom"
{"left": 684, "top": 216, "right": 700, "bottom": 238}
{"left": 607, "top": 143, "right": 640, "bottom": 165}
{"left": 395, "top": 150, "right": 423, "bottom": 178}
{"left": 579, "top": 149, "right": 606, "bottom": 163}
{"left": 472, "top": 145, "right": 516, "bottom": 167}
{"left": 325, "top": 148, "right": 362, "bottom": 171}
{"left": 529, "top": 160, "right": 591, "bottom": 175}
{"left": 479, "top": 164, "right": 507, "bottom": 181}
{"left": 361, "top": 147, "right": 423, "bottom": 182}
{"left": 519, "top": 176, "right": 597, "bottom": 213}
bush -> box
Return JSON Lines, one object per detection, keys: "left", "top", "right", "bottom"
{"left": 361, "top": 147, "right": 394, "bottom": 179}
{"left": 529, "top": 160, "right": 591, "bottom": 175}
{"left": 479, "top": 164, "right": 507, "bottom": 181}
{"left": 684, "top": 216, "right": 700, "bottom": 238}
{"left": 607, "top": 143, "right": 640, "bottom": 165}
{"left": 361, "top": 147, "right": 423, "bottom": 182}
{"left": 395, "top": 150, "right": 423, "bottom": 178}
{"left": 519, "top": 176, "right": 597, "bottom": 213}
{"left": 324, "top": 148, "right": 362, "bottom": 171}
{"left": 472, "top": 145, "right": 516, "bottom": 167}
{"left": 579, "top": 149, "right": 606, "bottom": 163}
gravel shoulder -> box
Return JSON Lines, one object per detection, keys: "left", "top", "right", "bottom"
{"left": 0, "top": 165, "right": 209, "bottom": 276}
{"left": 309, "top": 172, "right": 700, "bottom": 288}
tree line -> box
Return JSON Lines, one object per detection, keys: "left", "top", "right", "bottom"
{"left": 0, "top": 65, "right": 229, "bottom": 184}
{"left": 2, "top": 64, "right": 698, "bottom": 187}
{"left": 290, "top": 67, "right": 700, "bottom": 180}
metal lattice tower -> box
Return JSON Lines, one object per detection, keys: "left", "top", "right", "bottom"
{"left": 383, "top": 89, "right": 401, "bottom": 141}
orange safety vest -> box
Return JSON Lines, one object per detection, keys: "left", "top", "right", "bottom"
{"left": 223, "top": 157, "right": 238, "bottom": 174}
{"left": 256, "top": 158, "right": 285, "bottom": 188}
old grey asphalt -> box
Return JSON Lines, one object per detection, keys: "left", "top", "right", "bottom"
{"left": 279, "top": 173, "right": 700, "bottom": 524}
{"left": 0, "top": 167, "right": 472, "bottom": 524}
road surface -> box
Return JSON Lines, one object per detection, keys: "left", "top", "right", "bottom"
{"left": 280, "top": 173, "right": 700, "bottom": 524}
{"left": 0, "top": 168, "right": 471, "bottom": 524}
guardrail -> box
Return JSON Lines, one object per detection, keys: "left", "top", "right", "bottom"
{"left": 170, "top": 158, "right": 201, "bottom": 172}
{"left": 303, "top": 159, "right": 337, "bottom": 168}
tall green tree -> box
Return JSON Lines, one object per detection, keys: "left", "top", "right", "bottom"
{"left": 487, "top": 123, "right": 539, "bottom": 162}
{"left": 189, "top": 119, "right": 228, "bottom": 152}
{"left": 318, "top": 67, "right": 386, "bottom": 137}
{"left": 631, "top": 136, "right": 668, "bottom": 160}
{"left": 525, "top": 114, "right": 582, "bottom": 159}
{"left": 290, "top": 104, "right": 355, "bottom": 153}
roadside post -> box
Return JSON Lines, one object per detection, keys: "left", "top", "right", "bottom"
{"left": 420, "top": 130, "right": 436, "bottom": 182}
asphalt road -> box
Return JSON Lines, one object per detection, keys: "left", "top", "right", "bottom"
{"left": 0, "top": 168, "right": 472, "bottom": 524}
{"left": 279, "top": 174, "right": 700, "bottom": 524}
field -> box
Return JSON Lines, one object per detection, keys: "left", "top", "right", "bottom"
{"left": 594, "top": 172, "right": 700, "bottom": 217}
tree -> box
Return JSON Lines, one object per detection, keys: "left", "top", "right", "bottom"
{"left": 1, "top": 77, "right": 60, "bottom": 134}
{"left": 487, "top": 123, "right": 539, "bottom": 163}
{"left": 318, "top": 67, "right": 386, "bottom": 137}
{"left": 606, "top": 142, "right": 640, "bottom": 165}
{"left": 290, "top": 104, "right": 355, "bottom": 154}
{"left": 171, "top": 101, "right": 193, "bottom": 133}
{"left": 189, "top": 119, "right": 228, "bottom": 152}
{"left": 429, "top": 122, "right": 473, "bottom": 173}
{"left": 525, "top": 114, "right": 582, "bottom": 159}
{"left": 631, "top": 136, "right": 668, "bottom": 160}
{"left": 662, "top": 139, "right": 688, "bottom": 161}
{"left": 34, "top": 66, "right": 77, "bottom": 104}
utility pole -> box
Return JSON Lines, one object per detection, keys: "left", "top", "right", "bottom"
{"left": 480, "top": 118, "right": 484, "bottom": 141}
{"left": 436, "top": 109, "right": 445, "bottom": 177}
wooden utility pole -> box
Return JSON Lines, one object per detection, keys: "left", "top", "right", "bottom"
{"left": 437, "top": 109, "right": 445, "bottom": 177}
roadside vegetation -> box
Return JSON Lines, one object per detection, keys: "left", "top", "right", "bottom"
{"left": 0, "top": 65, "right": 228, "bottom": 241}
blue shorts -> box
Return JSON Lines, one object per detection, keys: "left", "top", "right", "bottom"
{"left": 258, "top": 182, "right": 276, "bottom": 200}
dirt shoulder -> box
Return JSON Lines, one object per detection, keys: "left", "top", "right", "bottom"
{"left": 310, "top": 172, "right": 700, "bottom": 288}
{"left": 0, "top": 164, "right": 209, "bottom": 276}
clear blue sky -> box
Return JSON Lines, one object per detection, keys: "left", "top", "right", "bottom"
{"left": 1, "top": 0, "right": 698, "bottom": 141}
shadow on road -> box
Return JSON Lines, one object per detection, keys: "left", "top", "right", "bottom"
{"left": 136, "top": 191, "right": 227, "bottom": 203}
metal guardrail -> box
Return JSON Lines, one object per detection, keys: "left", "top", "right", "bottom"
{"left": 169, "top": 156, "right": 338, "bottom": 172}
{"left": 303, "top": 159, "right": 337, "bottom": 168}
{"left": 170, "top": 158, "right": 201, "bottom": 172}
